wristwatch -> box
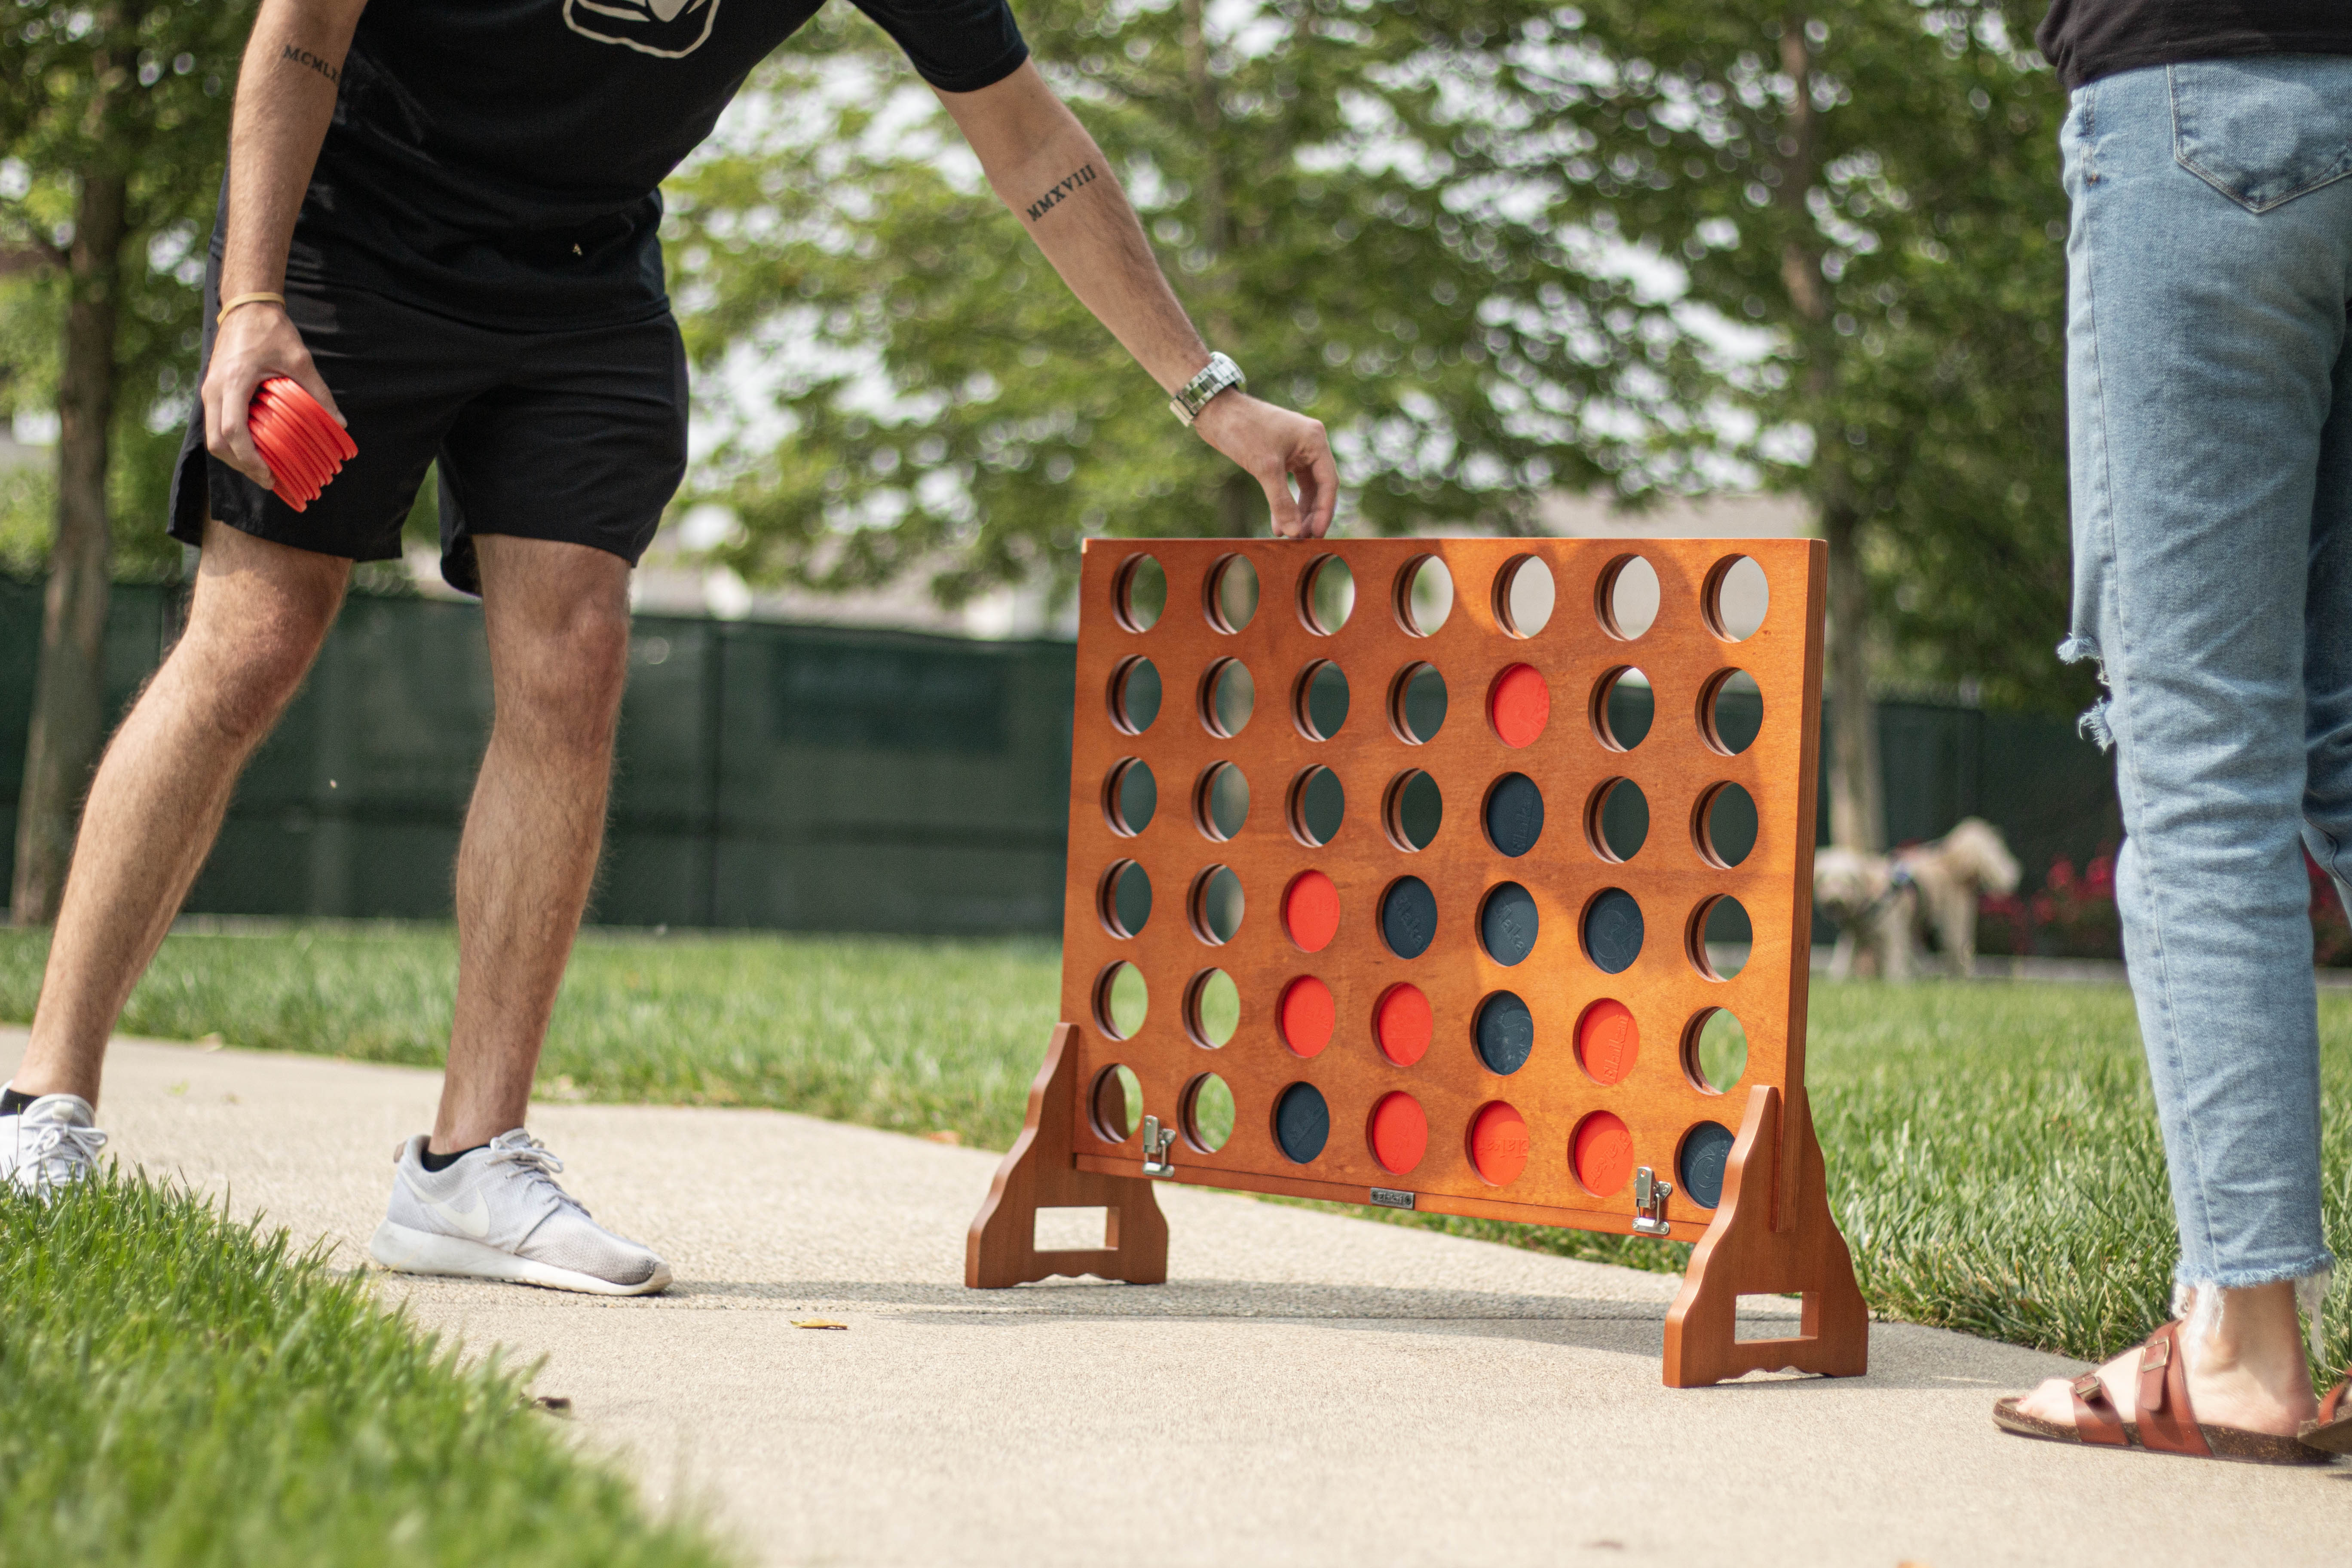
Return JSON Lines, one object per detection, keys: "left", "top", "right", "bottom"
{"left": 1169, "top": 352, "right": 1246, "bottom": 426}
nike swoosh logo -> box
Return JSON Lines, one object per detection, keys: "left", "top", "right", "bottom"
{"left": 421, "top": 1191, "right": 491, "bottom": 1239}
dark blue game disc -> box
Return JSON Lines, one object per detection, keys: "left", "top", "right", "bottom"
{"left": 1480, "top": 882, "right": 1538, "bottom": 966}
{"left": 1583, "top": 888, "right": 1644, "bottom": 974}
{"left": 1475, "top": 991, "right": 1534, "bottom": 1075}
{"left": 1381, "top": 876, "right": 1437, "bottom": 959}
{"left": 1678, "top": 1120, "right": 1737, "bottom": 1209}
{"left": 1484, "top": 772, "right": 1544, "bottom": 858}
{"left": 1275, "top": 1081, "right": 1330, "bottom": 1164}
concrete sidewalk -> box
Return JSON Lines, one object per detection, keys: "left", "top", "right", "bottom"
{"left": 12, "top": 1030, "right": 2341, "bottom": 1567}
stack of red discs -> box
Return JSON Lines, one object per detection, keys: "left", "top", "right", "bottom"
{"left": 247, "top": 376, "right": 356, "bottom": 512}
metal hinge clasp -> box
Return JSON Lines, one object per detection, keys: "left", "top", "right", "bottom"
{"left": 1632, "top": 1165, "right": 1674, "bottom": 1235}
{"left": 1139, "top": 1115, "right": 1176, "bottom": 1177}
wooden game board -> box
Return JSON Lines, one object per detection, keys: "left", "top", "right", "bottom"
{"left": 968, "top": 538, "right": 1867, "bottom": 1387}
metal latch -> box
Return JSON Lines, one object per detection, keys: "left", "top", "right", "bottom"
{"left": 1139, "top": 1115, "right": 1176, "bottom": 1177}
{"left": 1632, "top": 1165, "right": 1674, "bottom": 1235}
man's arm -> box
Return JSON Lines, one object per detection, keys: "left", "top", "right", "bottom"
{"left": 931, "top": 63, "right": 1336, "bottom": 539}
{"left": 202, "top": 0, "right": 369, "bottom": 489}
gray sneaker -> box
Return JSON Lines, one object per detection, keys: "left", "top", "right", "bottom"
{"left": 0, "top": 1084, "right": 107, "bottom": 1198}
{"left": 369, "top": 1129, "right": 671, "bottom": 1296}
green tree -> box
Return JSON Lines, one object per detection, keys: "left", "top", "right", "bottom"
{"left": 0, "top": 0, "right": 246, "bottom": 922}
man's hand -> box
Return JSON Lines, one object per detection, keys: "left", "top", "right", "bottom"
{"left": 202, "top": 305, "right": 345, "bottom": 488}
{"left": 1191, "top": 393, "right": 1336, "bottom": 539}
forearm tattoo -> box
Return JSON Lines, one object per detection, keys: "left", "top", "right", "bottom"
{"left": 1023, "top": 163, "right": 1098, "bottom": 223}
{"left": 280, "top": 42, "right": 340, "bottom": 86}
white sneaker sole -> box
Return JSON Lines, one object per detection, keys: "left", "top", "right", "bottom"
{"left": 368, "top": 1219, "right": 673, "bottom": 1297}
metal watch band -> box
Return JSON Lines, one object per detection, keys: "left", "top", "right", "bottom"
{"left": 1169, "top": 352, "right": 1245, "bottom": 427}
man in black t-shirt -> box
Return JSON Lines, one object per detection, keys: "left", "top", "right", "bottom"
{"left": 0, "top": 0, "right": 1335, "bottom": 1294}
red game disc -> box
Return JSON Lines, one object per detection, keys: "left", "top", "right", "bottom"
{"left": 1575, "top": 998, "right": 1639, "bottom": 1085}
{"left": 1488, "top": 663, "right": 1550, "bottom": 748}
{"left": 248, "top": 377, "right": 356, "bottom": 511}
{"left": 1369, "top": 1091, "right": 1428, "bottom": 1175}
{"left": 258, "top": 386, "right": 341, "bottom": 476}
{"left": 1277, "top": 976, "right": 1335, "bottom": 1058}
{"left": 1572, "top": 1109, "right": 1635, "bottom": 1197}
{"left": 1374, "top": 983, "right": 1432, "bottom": 1066}
{"left": 1469, "top": 1100, "right": 1529, "bottom": 1186}
{"left": 248, "top": 403, "right": 322, "bottom": 508}
{"left": 1282, "top": 870, "right": 1340, "bottom": 953}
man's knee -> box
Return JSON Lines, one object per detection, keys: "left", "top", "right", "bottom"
{"left": 500, "top": 597, "right": 631, "bottom": 752}
{"left": 173, "top": 524, "right": 347, "bottom": 741}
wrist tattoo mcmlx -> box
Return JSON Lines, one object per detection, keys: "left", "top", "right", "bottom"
{"left": 281, "top": 42, "right": 340, "bottom": 86}
{"left": 1024, "top": 163, "right": 1096, "bottom": 223}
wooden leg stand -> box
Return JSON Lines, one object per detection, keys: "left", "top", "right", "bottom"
{"left": 967, "top": 1023, "right": 1169, "bottom": 1288}
{"left": 1662, "top": 1084, "right": 1869, "bottom": 1387}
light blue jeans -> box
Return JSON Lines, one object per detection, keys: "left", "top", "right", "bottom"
{"left": 2061, "top": 58, "right": 2350, "bottom": 1302}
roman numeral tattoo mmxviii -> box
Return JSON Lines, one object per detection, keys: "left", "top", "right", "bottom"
{"left": 281, "top": 42, "right": 340, "bottom": 86}
{"left": 1024, "top": 163, "right": 1097, "bottom": 223}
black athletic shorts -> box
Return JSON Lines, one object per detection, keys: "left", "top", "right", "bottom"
{"left": 171, "top": 241, "right": 688, "bottom": 597}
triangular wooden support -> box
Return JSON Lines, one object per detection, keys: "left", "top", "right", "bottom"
{"left": 967, "top": 1022, "right": 1169, "bottom": 1288}
{"left": 1662, "top": 1083, "right": 1869, "bottom": 1387}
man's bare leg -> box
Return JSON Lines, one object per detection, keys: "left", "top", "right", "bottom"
{"left": 12, "top": 521, "right": 349, "bottom": 1105}
{"left": 427, "top": 533, "right": 631, "bottom": 1153}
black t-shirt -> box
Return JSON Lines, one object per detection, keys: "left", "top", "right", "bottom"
{"left": 285, "top": 0, "right": 1028, "bottom": 325}
{"left": 2038, "top": 1, "right": 2352, "bottom": 90}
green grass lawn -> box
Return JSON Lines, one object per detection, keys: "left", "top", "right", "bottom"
{"left": 1, "top": 923, "right": 2345, "bottom": 1375}
{"left": 0, "top": 1170, "right": 730, "bottom": 1567}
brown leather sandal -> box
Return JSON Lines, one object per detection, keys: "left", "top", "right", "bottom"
{"left": 1992, "top": 1321, "right": 2331, "bottom": 1465}
{"left": 2300, "top": 1366, "right": 2352, "bottom": 1455}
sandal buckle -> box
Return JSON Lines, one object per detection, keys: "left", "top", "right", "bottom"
{"left": 2071, "top": 1373, "right": 2104, "bottom": 1402}
{"left": 2140, "top": 1337, "right": 2171, "bottom": 1374}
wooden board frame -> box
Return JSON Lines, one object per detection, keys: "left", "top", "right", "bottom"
{"left": 968, "top": 537, "right": 1866, "bottom": 1385}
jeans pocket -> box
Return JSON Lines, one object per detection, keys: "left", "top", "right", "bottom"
{"left": 2170, "top": 58, "right": 2352, "bottom": 213}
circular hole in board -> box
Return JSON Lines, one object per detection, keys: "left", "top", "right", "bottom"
{"left": 1206, "top": 554, "right": 1260, "bottom": 632}
{"left": 1389, "top": 662, "right": 1448, "bottom": 744}
{"left": 1194, "top": 762, "right": 1250, "bottom": 842}
{"left": 1586, "top": 778, "right": 1649, "bottom": 863}
{"left": 1583, "top": 888, "right": 1645, "bottom": 975}
{"left": 1375, "top": 983, "right": 1433, "bottom": 1066}
{"left": 1396, "top": 557, "right": 1454, "bottom": 634}
{"left": 1575, "top": 998, "right": 1638, "bottom": 1085}
{"left": 1289, "top": 766, "right": 1345, "bottom": 847}
{"left": 1385, "top": 770, "right": 1442, "bottom": 852}
{"left": 1572, "top": 1110, "right": 1635, "bottom": 1198}
{"left": 1185, "top": 1072, "right": 1236, "bottom": 1153}
{"left": 1479, "top": 881, "right": 1539, "bottom": 967}
{"left": 1301, "top": 556, "right": 1355, "bottom": 634}
{"left": 1691, "top": 895, "right": 1752, "bottom": 980}
{"left": 1590, "top": 668, "right": 1653, "bottom": 751}
{"left": 1095, "top": 962, "right": 1148, "bottom": 1040}
{"left": 1115, "top": 555, "right": 1166, "bottom": 632}
{"left": 1685, "top": 1008, "right": 1749, "bottom": 1094}
{"left": 1200, "top": 659, "right": 1255, "bottom": 738}
{"left": 1369, "top": 1091, "right": 1430, "bottom": 1176}
{"left": 1295, "top": 660, "right": 1350, "bottom": 740}
{"left": 1468, "top": 1100, "right": 1530, "bottom": 1186}
{"left": 1380, "top": 876, "right": 1438, "bottom": 960}
{"left": 1090, "top": 1063, "right": 1143, "bottom": 1142}
{"left": 1695, "top": 782, "right": 1758, "bottom": 868}
{"left": 1283, "top": 870, "right": 1341, "bottom": 953}
{"left": 1596, "top": 555, "right": 1660, "bottom": 639}
{"left": 1678, "top": 1119, "right": 1738, "bottom": 1209}
{"left": 1702, "top": 669, "right": 1763, "bottom": 755}
{"left": 1104, "top": 758, "right": 1156, "bottom": 836}
{"left": 1488, "top": 663, "right": 1550, "bottom": 748}
{"left": 1274, "top": 1081, "right": 1330, "bottom": 1164}
{"left": 1475, "top": 990, "right": 1533, "bottom": 1075}
{"left": 1186, "top": 968, "right": 1240, "bottom": 1048}
{"left": 1484, "top": 772, "right": 1544, "bottom": 858}
{"left": 1098, "top": 860, "right": 1151, "bottom": 938}
{"left": 1191, "top": 866, "right": 1245, "bottom": 945}
{"left": 1706, "top": 554, "right": 1769, "bottom": 641}
{"left": 1494, "top": 555, "right": 1554, "bottom": 637}
{"left": 1278, "top": 976, "right": 1335, "bottom": 1058}
{"left": 1111, "top": 657, "right": 1161, "bottom": 735}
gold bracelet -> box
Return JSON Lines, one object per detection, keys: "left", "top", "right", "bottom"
{"left": 215, "top": 291, "right": 286, "bottom": 326}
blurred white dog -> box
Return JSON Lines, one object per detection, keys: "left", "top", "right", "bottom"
{"left": 1814, "top": 818, "right": 2021, "bottom": 979}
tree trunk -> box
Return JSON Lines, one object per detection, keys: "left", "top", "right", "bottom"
{"left": 1823, "top": 499, "right": 1883, "bottom": 852}
{"left": 12, "top": 168, "right": 128, "bottom": 924}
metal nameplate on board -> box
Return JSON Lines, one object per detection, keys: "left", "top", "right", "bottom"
{"left": 1369, "top": 1187, "right": 1416, "bottom": 1210}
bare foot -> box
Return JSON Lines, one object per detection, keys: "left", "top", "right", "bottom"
{"left": 2011, "top": 1282, "right": 2318, "bottom": 1438}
